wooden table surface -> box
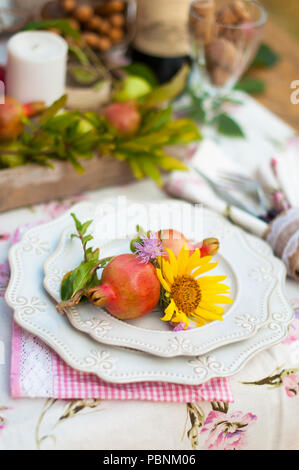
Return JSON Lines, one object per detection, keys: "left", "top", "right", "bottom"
{"left": 250, "top": 19, "right": 299, "bottom": 132}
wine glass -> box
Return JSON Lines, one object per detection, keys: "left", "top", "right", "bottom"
{"left": 188, "top": 0, "right": 267, "bottom": 114}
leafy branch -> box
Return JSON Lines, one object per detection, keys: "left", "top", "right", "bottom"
{"left": 0, "top": 65, "right": 201, "bottom": 185}
{"left": 57, "top": 214, "right": 112, "bottom": 315}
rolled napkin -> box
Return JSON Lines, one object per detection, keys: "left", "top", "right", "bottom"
{"left": 265, "top": 209, "right": 299, "bottom": 281}
{"left": 164, "top": 139, "right": 299, "bottom": 282}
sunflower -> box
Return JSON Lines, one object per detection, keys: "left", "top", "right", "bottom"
{"left": 156, "top": 245, "right": 233, "bottom": 328}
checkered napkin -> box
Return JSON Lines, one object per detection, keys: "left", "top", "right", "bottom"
{"left": 10, "top": 223, "right": 234, "bottom": 402}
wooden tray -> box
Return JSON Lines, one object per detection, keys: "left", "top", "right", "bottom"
{"left": 0, "top": 156, "right": 135, "bottom": 213}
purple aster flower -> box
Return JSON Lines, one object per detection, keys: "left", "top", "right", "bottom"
{"left": 133, "top": 232, "right": 164, "bottom": 264}
{"left": 172, "top": 322, "right": 191, "bottom": 332}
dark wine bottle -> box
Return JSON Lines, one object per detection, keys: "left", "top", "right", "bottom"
{"left": 131, "top": 0, "right": 192, "bottom": 84}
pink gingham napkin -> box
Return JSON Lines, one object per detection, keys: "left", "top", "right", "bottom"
{"left": 10, "top": 222, "right": 234, "bottom": 402}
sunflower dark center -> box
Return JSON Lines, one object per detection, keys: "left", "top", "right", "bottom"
{"left": 171, "top": 275, "right": 201, "bottom": 314}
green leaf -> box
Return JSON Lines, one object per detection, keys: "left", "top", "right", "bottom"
{"left": 153, "top": 151, "right": 188, "bottom": 171}
{"left": 80, "top": 220, "right": 93, "bottom": 236}
{"left": 141, "top": 64, "right": 190, "bottom": 109}
{"left": 70, "top": 66, "right": 99, "bottom": 85}
{"left": 68, "top": 45, "right": 90, "bottom": 66}
{"left": 71, "top": 213, "right": 83, "bottom": 232}
{"left": 67, "top": 152, "right": 85, "bottom": 174}
{"left": 69, "top": 260, "right": 99, "bottom": 297}
{"left": 122, "top": 62, "right": 158, "bottom": 87}
{"left": 140, "top": 107, "right": 172, "bottom": 134}
{"left": 215, "top": 113, "right": 245, "bottom": 138}
{"left": 235, "top": 77, "right": 265, "bottom": 94}
{"left": 24, "top": 19, "right": 80, "bottom": 40}
{"left": 251, "top": 43, "right": 279, "bottom": 68}
{"left": 39, "top": 95, "right": 67, "bottom": 125}
{"left": 127, "top": 159, "right": 144, "bottom": 180}
{"left": 186, "top": 94, "right": 206, "bottom": 123}
{"left": 138, "top": 156, "right": 163, "bottom": 186}
{"left": 61, "top": 272, "right": 74, "bottom": 301}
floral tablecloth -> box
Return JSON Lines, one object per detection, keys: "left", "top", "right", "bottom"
{"left": 1, "top": 94, "right": 299, "bottom": 450}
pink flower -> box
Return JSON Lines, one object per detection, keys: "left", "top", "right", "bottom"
{"left": 283, "top": 310, "right": 299, "bottom": 345}
{"left": 200, "top": 410, "right": 257, "bottom": 450}
{"left": 134, "top": 232, "right": 165, "bottom": 264}
{"left": 0, "top": 260, "right": 10, "bottom": 298}
{"left": 172, "top": 322, "right": 191, "bottom": 332}
{"left": 282, "top": 374, "right": 299, "bottom": 398}
{"left": 0, "top": 233, "right": 10, "bottom": 242}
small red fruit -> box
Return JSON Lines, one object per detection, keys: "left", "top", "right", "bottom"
{"left": 156, "top": 229, "right": 219, "bottom": 260}
{"left": 87, "top": 254, "right": 160, "bottom": 320}
{"left": 0, "top": 97, "right": 46, "bottom": 141}
{"left": 102, "top": 101, "right": 141, "bottom": 136}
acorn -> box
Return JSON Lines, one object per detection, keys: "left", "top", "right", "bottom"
{"left": 61, "top": 0, "right": 76, "bottom": 13}
{"left": 68, "top": 17, "right": 80, "bottom": 30}
{"left": 82, "top": 32, "right": 101, "bottom": 48}
{"left": 232, "top": 1, "right": 250, "bottom": 22}
{"left": 86, "top": 15, "right": 103, "bottom": 31}
{"left": 96, "top": 1, "right": 125, "bottom": 16}
{"left": 109, "top": 13, "right": 125, "bottom": 28}
{"left": 209, "top": 66, "right": 231, "bottom": 86}
{"left": 108, "top": 27, "right": 124, "bottom": 43}
{"left": 205, "top": 37, "right": 237, "bottom": 72}
{"left": 96, "top": 36, "right": 112, "bottom": 51}
{"left": 98, "top": 19, "right": 111, "bottom": 34}
{"left": 73, "top": 4, "right": 94, "bottom": 22}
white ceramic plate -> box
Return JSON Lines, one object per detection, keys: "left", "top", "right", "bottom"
{"left": 5, "top": 201, "right": 294, "bottom": 384}
{"left": 44, "top": 201, "right": 281, "bottom": 357}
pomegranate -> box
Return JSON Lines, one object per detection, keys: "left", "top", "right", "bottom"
{"left": 87, "top": 254, "right": 160, "bottom": 320}
{"left": 156, "top": 229, "right": 219, "bottom": 260}
{"left": 102, "top": 101, "right": 141, "bottom": 136}
{"left": 0, "top": 97, "right": 45, "bottom": 141}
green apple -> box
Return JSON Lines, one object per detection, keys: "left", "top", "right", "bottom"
{"left": 114, "top": 76, "right": 152, "bottom": 102}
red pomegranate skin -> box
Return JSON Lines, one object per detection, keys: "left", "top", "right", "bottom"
{"left": 91, "top": 254, "right": 160, "bottom": 320}
{"left": 0, "top": 97, "right": 25, "bottom": 141}
{"left": 156, "top": 229, "right": 219, "bottom": 260}
{"left": 102, "top": 101, "right": 141, "bottom": 136}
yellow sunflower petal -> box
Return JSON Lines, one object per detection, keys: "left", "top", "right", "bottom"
{"left": 161, "top": 300, "right": 176, "bottom": 321}
{"left": 165, "top": 249, "right": 178, "bottom": 277}
{"left": 198, "top": 301, "right": 225, "bottom": 315}
{"left": 177, "top": 244, "right": 190, "bottom": 275}
{"left": 156, "top": 268, "right": 171, "bottom": 292}
{"left": 162, "top": 260, "right": 174, "bottom": 284}
{"left": 186, "top": 250, "right": 208, "bottom": 273}
{"left": 198, "top": 275, "right": 228, "bottom": 285}
{"left": 210, "top": 295, "right": 234, "bottom": 304}
{"left": 192, "top": 261, "right": 219, "bottom": 278}
{"left": 195, "top": 306, "right": 224, "bottom": 321}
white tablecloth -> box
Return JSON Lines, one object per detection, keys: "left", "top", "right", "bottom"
{"left": 0, "top": 94, "right": 299, "bottom": 450}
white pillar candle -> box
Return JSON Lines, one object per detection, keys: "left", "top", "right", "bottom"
{"left": 6, "top": 31, "right": 68, "bottom": 106}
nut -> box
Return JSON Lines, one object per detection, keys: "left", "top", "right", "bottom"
{"left": 96, "top": 1, "right": 125, "bottom": 16}
{"left": 108, "top": 27, "right": 124, "bottom": 42}
{"left": 98, "top": 19, "right": 111, "bottom": 34}
{"left": 82, "top": 32, "right": 101, "bottom": 48}
{"left": 68, "top": 18, "right": 80, "bottom": 30}
{"left": 209, "top": 66, "right": 231, "bottom": 86}
{"left": 232, "top": 1, "right": 250, "bottom": 22}
{"left": 109, "top": 13, "right": 125, "bottom": 28}
{"left": 87, "top": 15, "right": 103, "bottom": 30}
{"left": 96, "top": 36, "right": 112, "bottom": 51}
{"left": 190, "top": 0, "right": 215, "bottom": 43}
{"left": 73, "top": 4, "right": 94, "bottom": 22}
{"left": 216, "top": 4, "right": 239, "bottom": 25}
{"left": 61, "top": 0, "right": 76, "bottom": 12}
{"left": 205, "top": 37, "right": 237, "bottom": 72}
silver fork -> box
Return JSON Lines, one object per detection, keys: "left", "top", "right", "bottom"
{"left": 193, "top": 168, "right": 262, "bottom": 217}
{"left": 216, "top": 171, "right": 269, "bottom": 213}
